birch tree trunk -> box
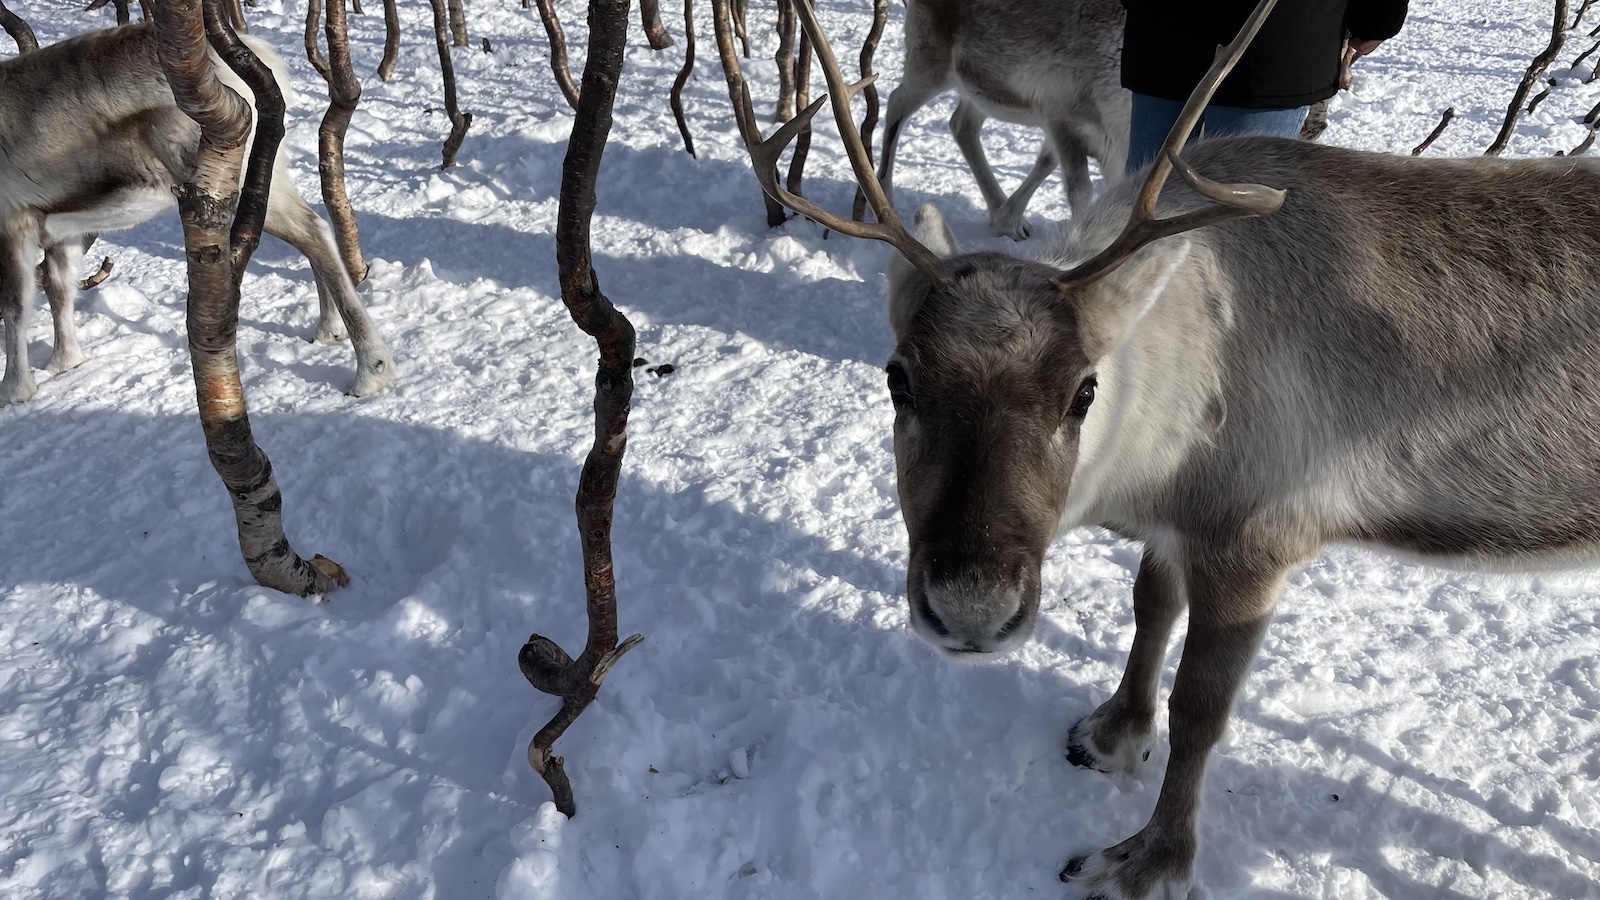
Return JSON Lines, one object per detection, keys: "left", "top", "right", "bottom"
{"left": 150, "top": 0, "right": 348, "bottom": 597}
{"left": 319, "top": 0, "right": 370, "bottom": 283}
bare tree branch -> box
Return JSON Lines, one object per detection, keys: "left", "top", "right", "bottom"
{"left": 1411, "top": 106, "right": 1456, "bottom": 155}
{"left": 305, "top": 0, "right": 331, "bottom": 79}
{"left": 1, "top": 0, "right": 39, "bottom": 53}
{"left": 378, "top": 0, "right": 400, "bottom": 81}
{"left": 86, "top": 0, "right": 134, "bottom": 26}
{"left": 784, "top": 26, "right": 811, "bottom": 196}
{"left": 319, "top": 0, "right": 371, "bottom": 283}
{"left": 710, "top": 0, "right": 786, "bottom": 226}
{"left": 1486, "top": 0, "right": 1568, "bottom": 157}
{"left": 640, "top": 0, "right": 673, "bottom": 49}
{"left": 534, "top": 0, "right": 580, "bottom": 109}
{"left": 428, "top": 0, "right": 473, "bottom": 166}
{"left": 849, "top": 0, "right": 888, "bottom": 219}
{"left": 521, "top": 0, "right": 644, "bottom": 819}
{"left": 447, "top": 0, "right": 468, "bottom": 46}
{"left": 151, "top": 0, "right": 348, "bottom": 597}
{"left": 774, "top": 0, "right": 795, "bottom": 122}
{"left": 670, "top": 0, "right": 698, "bottom": 156}
{"left": 732, "top": 0, "right": 748, "bottom": 57}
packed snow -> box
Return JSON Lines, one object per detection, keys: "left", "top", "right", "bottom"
{"left": 3, "top": 0, "right": 1599, "bottom": 898}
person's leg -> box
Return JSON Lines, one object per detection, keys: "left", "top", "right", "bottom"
{"left": 1125, "top": 93, "right": 1188, "bottom": 175}
{"left": 1201, "top": 104, "right": 1311, "bottom": 141}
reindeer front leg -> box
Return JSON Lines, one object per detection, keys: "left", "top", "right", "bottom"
{"left": 0, "top": 225, "right": 39, "bottom": 406}
{"left": 1067, "top": 547, "right": 1185, "bottom": 775}
{"left": 1062, "top": 550, "right": 1286, "bottom": 900}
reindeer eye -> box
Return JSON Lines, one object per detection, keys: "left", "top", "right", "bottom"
{"left": 886, "top": 361, "right": 915, "bottom": 411}
{"left": 1067, "top": 376, "right": 1097, "bottom": 420}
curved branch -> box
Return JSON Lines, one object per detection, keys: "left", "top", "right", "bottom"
{"left": 670, "top": 0, "right": 697, "bottom": 156}
{"left": 521, "top": 0, "right": 642, "bottom": 820}
{"left": 533, "top": 0, "right": 580, "bottom": 109}
{"left": 1486, "top": 0, "right": 1568, "bottom": 157}
{"left": 428, "top": 0, "right": 474, "bottom": 166}
{"left": 1, "top": 0, "right": 39, "bottom": 53}
{"left": 319, "top": 0, "right": 370, "bottom": 282}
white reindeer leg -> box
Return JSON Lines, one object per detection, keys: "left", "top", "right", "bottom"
{"left": 1067, "top": 546, "right": 1185, "bottom": 775}
{"left": 43, "top": 238, "right": 89, "bottom": 375}
{"left": 1062, "top": 550, "right": 1286, "bottom": 900}
{"left": 0, "top": 225, "right": 39, "bottom": 406}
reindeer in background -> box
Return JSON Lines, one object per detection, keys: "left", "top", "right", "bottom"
{"left": 875, "top": 0, "right": 1128, "bottom": 240}
{"left": 0, "top": 23, "right": 395, "bottom": 407}
{"left": 740, "top": 0, "right": 1600, "bottom": 897}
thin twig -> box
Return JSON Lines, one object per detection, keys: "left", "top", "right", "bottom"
{"left": 319, "top": 0, "right": 370, "bottom": 282}
{"left": 670, "top": 0, "right": 697, "bottom": 156}
{"left": 850, "top": 0, "right": 888, "bottom": 221}
{"left": 710, "top": 0, "right": 786, "bottom": 225}
{"left": 377, "top": 0, "right": 399, "bottom": 81}
{"left": 428, "top": 0, "right": 473, "bottom": 166}
{"left": 1486, "top": 0, "right": 1568, "bottom": 156}
{"left": 304, "top": 0, "right": 330, "bottom": 79}
{"left": 534, "top": 0, "right": 580, "bottom": 109}
{"left": 785, "top": 27, "right": 812, "bottom": 196}
{"left": 1411, "top": 106, "right": 1456, "bottom": 155}
{"left": 521, "top": 0, "right": 643, "bottom": 820}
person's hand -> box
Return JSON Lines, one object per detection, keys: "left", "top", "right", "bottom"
{"left": 1349, "top": 37, "right": 1384, "bottom": 57}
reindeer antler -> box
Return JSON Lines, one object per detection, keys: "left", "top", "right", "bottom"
{"left": 729, "top": 0, "right": 948, "bottom": 285}
{"left": 1051, "top": 0, "right": 1288, "bottom": 292}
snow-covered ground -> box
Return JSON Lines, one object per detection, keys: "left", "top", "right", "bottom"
{"left": 3, "top": 0, "right": 1599, "bottom": 897}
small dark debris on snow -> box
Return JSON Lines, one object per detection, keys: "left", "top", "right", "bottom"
{"left": 481, "top": 37, "right": 493, "bottom": 53}
{"left": 648, "top": 766, "right": 659, "bottom": 773}
{"left": 1331, "top": 794, "right": 1340, "bottom": 802}
{"left": 647, "top": 364, "right": 676, "bottom": 377}
{"left": 633, "top": 357, "right": 648, "bottom": 367}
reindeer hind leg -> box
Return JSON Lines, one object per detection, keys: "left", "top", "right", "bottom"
{"left": 263, "top": 169, "right": 396, "bottom": 397}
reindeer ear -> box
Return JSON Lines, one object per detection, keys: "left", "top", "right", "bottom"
{"left": 887, "top": 204, "right": 958, "bottom": 335}
{"left": 1060, "top": 237, "right": 1192, "bottom": 360}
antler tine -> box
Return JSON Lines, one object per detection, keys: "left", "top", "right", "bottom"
{"left": 1054, "top": 0, "right": 1288, "bottom": 292}
{"left": 736, "top": 0, "right": 948, "bottom": 284}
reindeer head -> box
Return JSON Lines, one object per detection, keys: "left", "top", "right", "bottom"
{"left": 881, "top": 206, "right": 1200, "bottom": 656}
{"left": 733, "top": 0, "right": 1286, "bottom": 657}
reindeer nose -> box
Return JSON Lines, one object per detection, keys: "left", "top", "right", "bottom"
{"left": 913, "top": 572, "right": 1034, "bottom": 656}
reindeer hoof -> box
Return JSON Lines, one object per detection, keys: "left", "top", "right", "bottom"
{"left": 45, "top": 347, "right": 87, "bottom": 376}
{"left": 349, "top": 355, "right": 396, "bottom": 397}
{"left": 0, "top": 374, "right": 38, "bottom": 406}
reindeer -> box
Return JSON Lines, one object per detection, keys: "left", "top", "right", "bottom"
{"left": 0, "top": 23, "right": 395, "bottom": 407}
{"left": 743, "top": 1, "right": 1600, "bottom": 897}
{"left": 876, "top": 0, "right": 1127, "bottom": 240}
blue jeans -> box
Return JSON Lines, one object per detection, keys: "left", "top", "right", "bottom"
{"left": 1126, "top": 93, "right": 1309, "bottom": 174}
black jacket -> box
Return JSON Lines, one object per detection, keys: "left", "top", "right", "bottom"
{"left": 1121, "top": 0, "right": 1409, "bottom": 109}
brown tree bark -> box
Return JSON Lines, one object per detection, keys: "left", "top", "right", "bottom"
{"left": 447, "top": 0, "right": 468, "bottom": 47}
{"left": 378, "top": 0, "right": 400, "bottom": 81}
{"left": 784, "top": 28, "right": 811, "bottom": 197}
{"left": 670, "top": 0, "right": 697, "bottom": 156}
{"left": 1487, "top": 0, "right": 1568, "bottom": 156}
{"left": 710, "top": 0, "right": 786, "bottom": 226}
{"left": 428, "top": 0, "right": 474, "bottom": 166}
{"left": 773, "top": 0, "right": 795, "bottom": 122}
{"left": 1411, "top": 107, "right": 1456, "bottom": 156}
{"left": 640, "top": 0, "right": 673, "bottom": 49}
{"left": 519, "top": 0, "right": 644, "bottom": 819}
{"left": 224, "top": 0, "right": 247, "bottom": 32}
{"left": 850, "top": 0, "right": 888, "bottom": 221}
{"left": 320, "top": 0, "right": 371, "bottom": 283}
{"left": 534, "top": 0, "right": 580, "bottom": 109}
{"left": 150, "top": 0, "right": 348, "bottom": 597}
{"left": 305, "top": 0, "right": 331, "bottom": 79}
{"left": 1, "top": 0, "right": 39, "bottom": 53}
